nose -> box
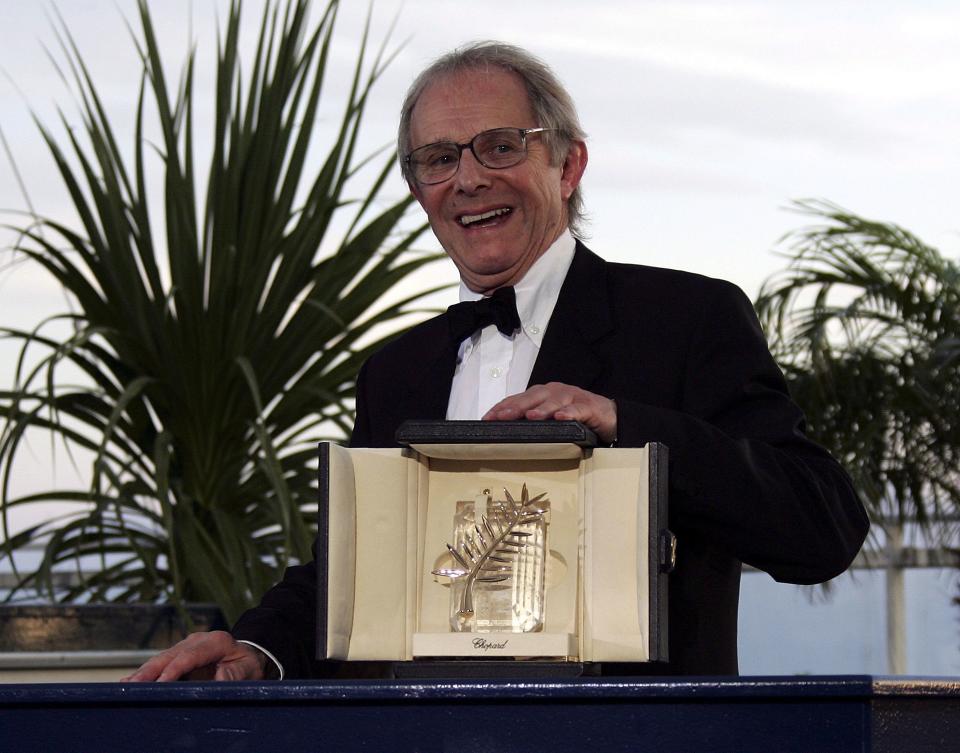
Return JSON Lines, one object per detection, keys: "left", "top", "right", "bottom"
{"left": 453, "top": 147, "right": 491, "bottom": 194}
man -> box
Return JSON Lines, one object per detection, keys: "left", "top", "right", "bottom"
{"left": 125, "top": 42, "right": 868, "bottom": 682}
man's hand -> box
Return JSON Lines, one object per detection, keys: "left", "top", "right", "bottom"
{"left": 482, "top": 382, "right": 617, "bottom": 444}
{"left": 121, "top": 630, "right": 268, "bottom": 682}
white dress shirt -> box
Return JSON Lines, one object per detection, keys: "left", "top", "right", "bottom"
{"left": 446, "top": 231, "right": 576, "bottom": 420}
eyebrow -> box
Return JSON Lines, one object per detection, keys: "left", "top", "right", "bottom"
{"left": 415, "top": 133, "right": 460, "bottom": 146}
{"left": 411, "top": 127, "right": 518, "bottom": 150}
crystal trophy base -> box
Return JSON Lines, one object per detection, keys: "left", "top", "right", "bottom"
{"left": 434, "top": 486, "right": 549, "bottom": 634}
{"left": 414, "top": 483, "right": 577, "bottom": 659}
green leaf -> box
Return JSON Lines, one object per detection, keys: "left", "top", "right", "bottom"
{"left": 756, "top": 200, "right": 960, "bottom": 543}
{"left": 1, "top": 0, "right": 446, "bottom": 618}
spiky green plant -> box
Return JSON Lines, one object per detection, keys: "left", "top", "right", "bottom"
{"left": 756, "top": 200, "right": 960, "bottom": 538}
{"left": 0, "top": 0, "right": 442, "bottom": 623}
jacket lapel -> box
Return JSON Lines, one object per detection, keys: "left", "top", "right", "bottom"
{"left": 528, "top": 242, "right": 613, "bottom": 390}
{"left": 396, "top": 329, "right": 458, "bottom": 422}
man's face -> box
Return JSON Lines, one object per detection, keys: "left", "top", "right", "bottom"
{"left": 407, "top": 68, "right": 586, "bottom": 293}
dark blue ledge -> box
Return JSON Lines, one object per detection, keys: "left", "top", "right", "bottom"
{"left": 1, "top": 675, "right": 958, "bottom": 753}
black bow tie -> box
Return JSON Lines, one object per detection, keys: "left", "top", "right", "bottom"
{"left": 447, "top": 286, "right": 522, "bottom": 344}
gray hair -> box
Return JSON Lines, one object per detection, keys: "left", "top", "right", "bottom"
{"left": 398, "top": 41, "right": 588, "bottom": 237}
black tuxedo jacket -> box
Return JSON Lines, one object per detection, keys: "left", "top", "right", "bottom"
{"left": 233, "top": 243, "right": 868, "bottom": 677}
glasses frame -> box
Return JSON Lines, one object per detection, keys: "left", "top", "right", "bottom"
{"left": 405, "top": 127, "right": 555, "bottom": 185}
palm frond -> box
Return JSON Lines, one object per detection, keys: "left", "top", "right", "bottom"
{"left": 1, "top": 0, "right": 447, "bottom": 623}
{"left": 756, "top": 200, "right": 960, "bottom": 540}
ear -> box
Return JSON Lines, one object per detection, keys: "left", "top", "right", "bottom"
{"left": 559, "top": 140, "right": 588, "bottom": 202}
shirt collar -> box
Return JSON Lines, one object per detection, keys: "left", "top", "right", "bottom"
{"left": 456, "top": 230, "right": 576, "bottom": 348}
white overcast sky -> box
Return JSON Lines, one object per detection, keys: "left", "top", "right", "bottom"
{"left": 2, "top": 0, "right": 958, "bottom": 307}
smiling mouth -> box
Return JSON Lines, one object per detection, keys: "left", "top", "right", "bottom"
{"left": 459, "top": 207, "right": 512, "bottom": 227}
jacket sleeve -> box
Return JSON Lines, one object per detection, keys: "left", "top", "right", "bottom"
{"left": 614, "top": 280, "right": 868, "bottom": 584}
{"left": 230, "top": 543, "right": 321, "bottom": 678}
{"left": 348, "top": 359, "right": 373, "bottom": 448}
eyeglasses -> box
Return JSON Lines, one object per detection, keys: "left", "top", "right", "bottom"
{"left": 405, "top": 127, "right": 555, "bottom": 185}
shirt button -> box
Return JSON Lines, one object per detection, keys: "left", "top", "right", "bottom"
{"left": 490, "top": 367, "right": 503, "bottom": 378}
{"left": 527, "top": 325, "right": 540, "bottom": 335}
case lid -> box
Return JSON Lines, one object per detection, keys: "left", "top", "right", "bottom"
{"left": 395, "top": 420, "right": 599, "bottom": 447}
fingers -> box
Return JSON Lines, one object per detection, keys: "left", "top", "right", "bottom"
{"left": 121, "top": 630, "right": 263, "bottom": 683}
{"left": 120, "top": 652, "right": 168, "bottom": 682}
{"left": 481, "top": 383, "right": 560, "bottom": 420}
{"left": 213, "top": 652, "right": 264, "bottom": 682}
{"left": 482, "top": 382, "right": 617, "bottom": 443}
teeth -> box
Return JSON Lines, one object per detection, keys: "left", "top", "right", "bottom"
{"left": 460, "top": 207, "right": 511, "bottom": 226}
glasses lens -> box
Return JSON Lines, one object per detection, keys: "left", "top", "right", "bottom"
{"left": 473, "top": 129, "right": 525, "bottom": 168}
{"left": 409, "top": 142, "right": 460, "bottom": 184}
